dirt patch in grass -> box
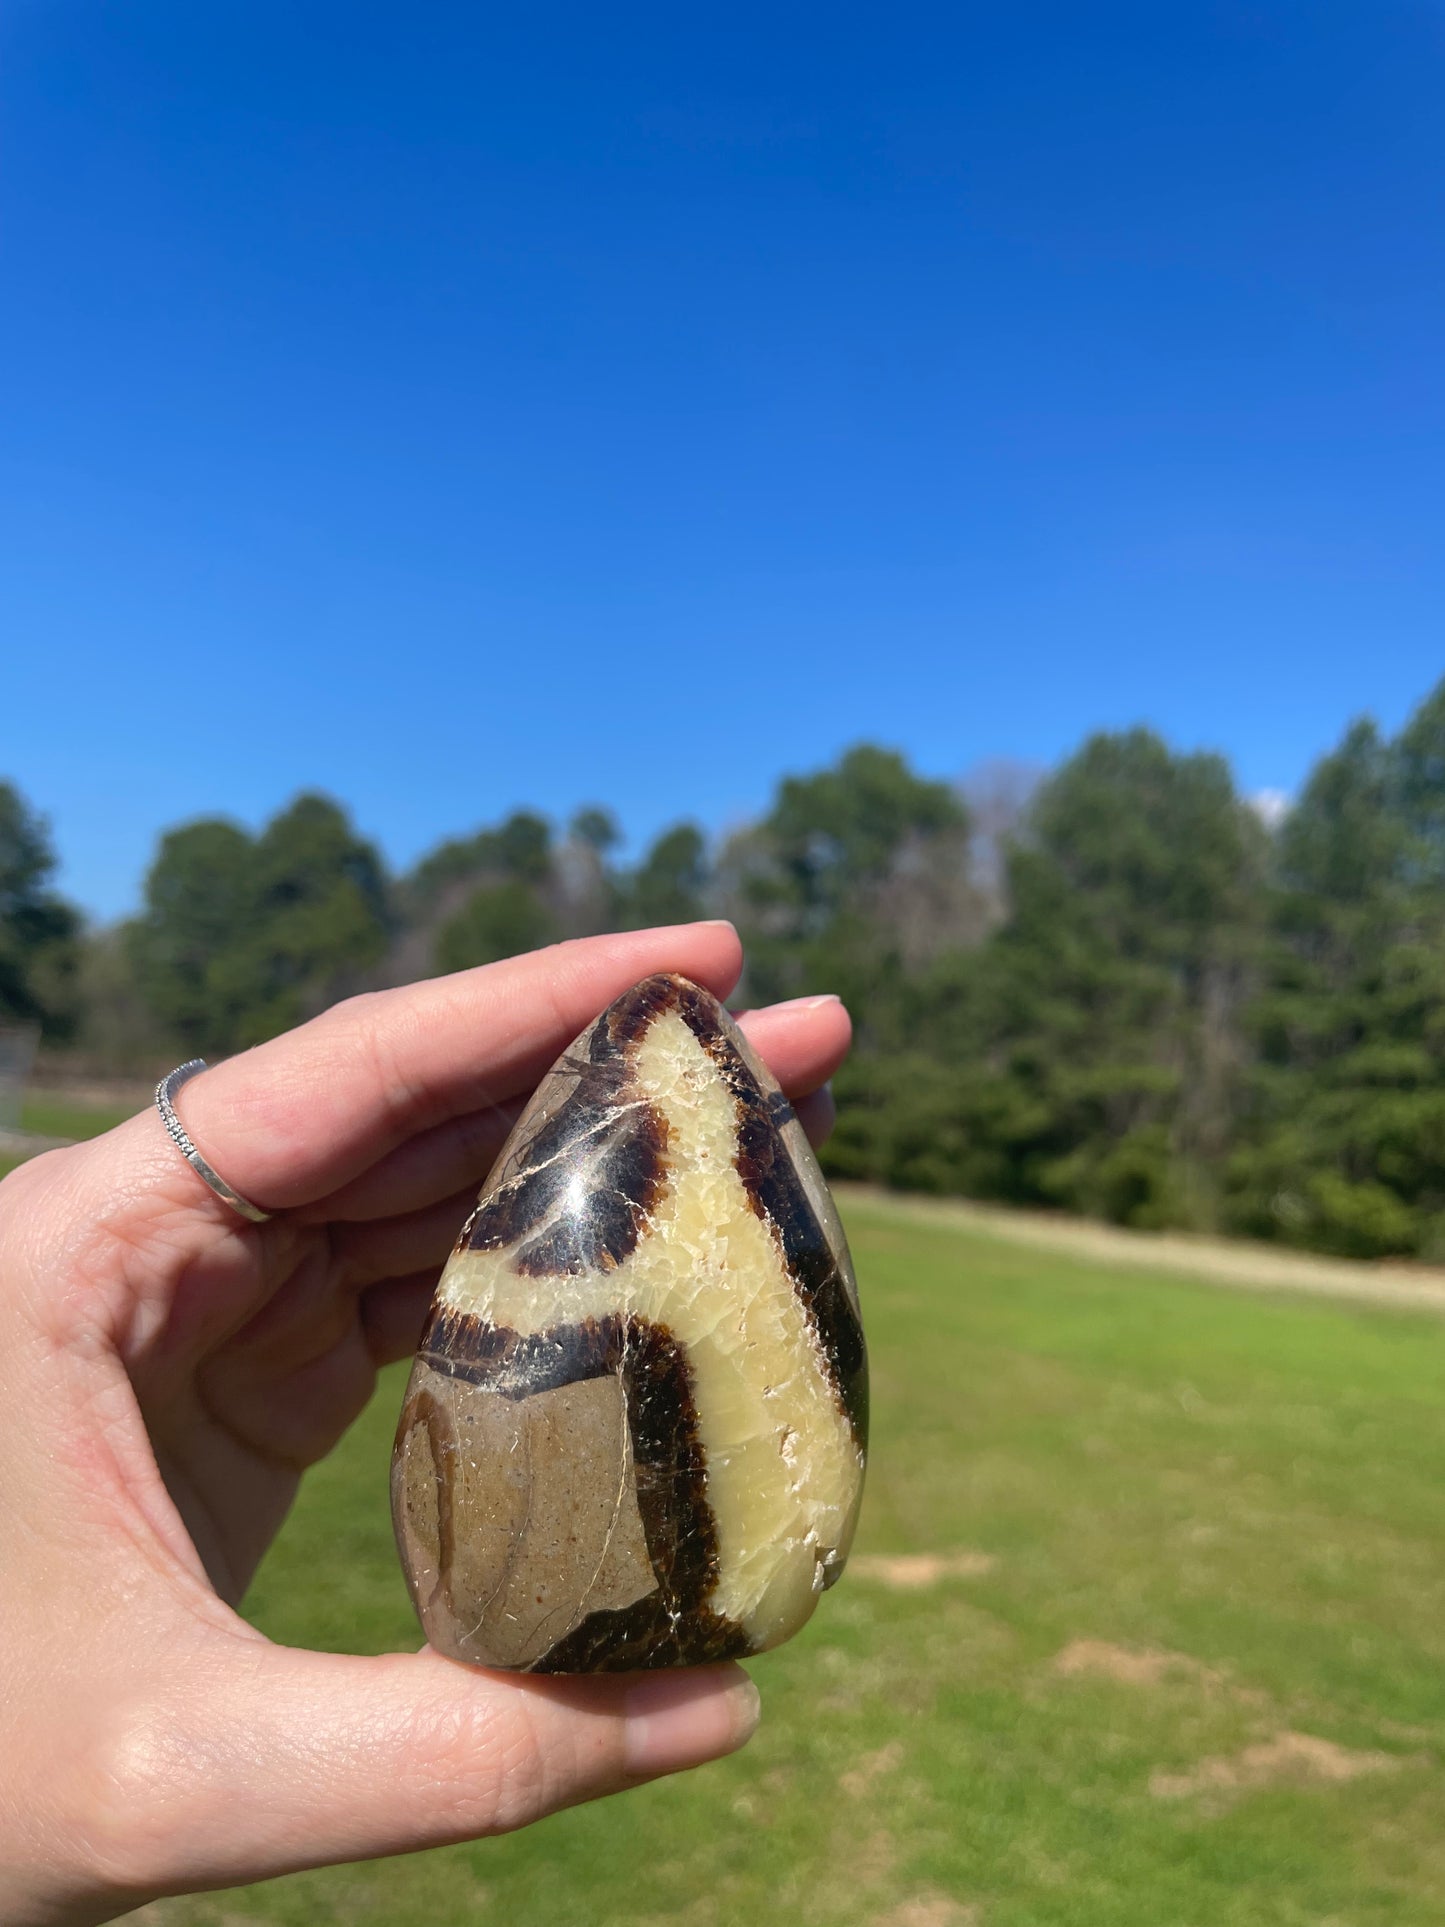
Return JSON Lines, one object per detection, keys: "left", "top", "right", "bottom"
{"left": 1151, "top": 1730, "right": 1407, "bottom": 1805}
{"left": 1053, "top": 1644, "right": 1418, "bottom": 1807}
{"left": 840, "top": 1740, "right": 906, "bottom": 1797}
{"left": 856, "top": 1829, "right": 899, "bottom": 1886}
{"left": 1052, "top": 1639, "right": 1269, "bottom": 1708}
{"left": 872, "top": 1894, "right": 979, "bottom": 1927}
{"left": 852, "top": 1551, "right": 997, "bottom": 1589}
{"left": 1055, "top": 1639, "right": 1223, "bottom": 1692}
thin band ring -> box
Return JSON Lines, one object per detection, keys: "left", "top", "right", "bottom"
{"left": 155, "top": 1060, "right": 273, "bottom": 1224}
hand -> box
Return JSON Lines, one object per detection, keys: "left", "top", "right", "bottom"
{"left": 0, "top": 924, "right": 851, "bottom": 1927}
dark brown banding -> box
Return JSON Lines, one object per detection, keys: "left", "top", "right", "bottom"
{"left": 420, "top": 1307, "right": 617, "bottom": 1396}
{"left": 418, "top": 1305, "right": 518, "bottom": 1379}
{"left": 531, "top": 1315, "right": 749, "bottom": 1672}
{"left": 420, "top": 1300, "right": 748, "bottom": 1671}
{"left": 463, "top": 1049, "right": 671, "bottom": 1276}
{"left": 669, "top": 975, "right": 733, "bottom": 1046}
{"left": 667, "top": 978, "right": 869, "bottom": 1449}
{"left": 533, "top": 1580, "right": 749, "bottom": 1671}
{"left": 618, "top": 1317, "right": 717, "bottom": 1611}
{"left": 603, "top": 972, "right": 686, "bottom": 1050}
{"left": 514, "top": 1100, "right": 670, "bottom": 1276}
{"left": 736, "top": 1090, "right": 868, "bottom": 1444}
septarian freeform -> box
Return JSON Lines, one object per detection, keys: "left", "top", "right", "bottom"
{"left": 391, "top": 972, "right": 868, "bottom": 1672}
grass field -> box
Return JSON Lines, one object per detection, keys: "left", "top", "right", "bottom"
{"left": 0, "top": 1093, "right": 140, "bottom": 1182}
{"left": 121, "top": 1195, "right": 1445, "bottom": 1926}
{"left": 18, "top": 1091, "right": 139, "bottom": 1141}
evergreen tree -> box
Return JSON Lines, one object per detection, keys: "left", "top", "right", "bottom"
{"left": 569, "top": 808, "right": 621, "bottom": 859}
{"left": 129, "top": 796, "right": 390, "bottom": 1055}
{"left": 1231, "top": 698, "right": 1445, "bottom": 1256}
{"left": 983, "top": 730, "right": 1265, "bottom": 1225}
{"left": 0, "top": 780, "right": 81, "bottom": 1040}
{"left": 44, "top": 672, "right": 1445, "bottom": 1265}
{"left": 727, "top": 743, "right": 972, "bottom": 1019}
{"left": 404, "top": 810, "right": 553, "bottom": 918}
{"left": 417, "top": 811, "right": 559, "bottom": 972}
{"left": 435, "top": 881, "right": 559, "bottom": 972}
{"left": 127, "top": 819, "right": 258, "bottom": 1056}
{"left": 556, "top": 807, "right": 622, "bottom": 936}
{"left": 828, "top": 731, "right": 1265, "bottom": 1224}
{"left": 624, "top": 823, "right": 709, "bottom": 929}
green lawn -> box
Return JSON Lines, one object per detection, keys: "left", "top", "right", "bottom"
{"left": 0, "top": 1093, "right": 139, "bottom": 1180}
{"left": 20, "top": 1092, "right": 139, "bottom": 1140}
{"left": 140, "top": 1202, "right": 1445, "bottom": 1923}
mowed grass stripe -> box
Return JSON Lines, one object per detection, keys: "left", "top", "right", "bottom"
{"left": 121, "top": 1201, "right": 1445, "bottom": 1924}
{"left": 839, "top": 1180, "right": 1445, "bottom": 1316}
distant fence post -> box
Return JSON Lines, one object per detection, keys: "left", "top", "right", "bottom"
{"left": 0, "top": 1024, "right": 40, "bottom": 1131}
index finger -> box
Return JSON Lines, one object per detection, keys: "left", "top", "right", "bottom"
{"left": 171, "top": 923, "right": 745, "bottom": 1211}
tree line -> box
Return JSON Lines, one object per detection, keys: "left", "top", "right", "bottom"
{"left": 7, "top": 674, "right": 1445, "bottom": 1261}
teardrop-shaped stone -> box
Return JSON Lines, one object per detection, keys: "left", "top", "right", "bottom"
{"left": 391, "top": 972, "right": 868, "bottom": 1673}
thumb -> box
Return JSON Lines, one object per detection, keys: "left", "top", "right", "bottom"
{"left": 85, "top": 1641, "right": 760, "bottom": 1906}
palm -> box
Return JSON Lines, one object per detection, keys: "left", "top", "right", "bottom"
{"left": 123, "top": 1222, "right": 371, "bottom": 1602}
{"left": 114, "top": 1104, "right": 513, "bottom": 1603}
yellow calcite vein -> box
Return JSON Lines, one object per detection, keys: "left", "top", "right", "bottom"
{"left": 438, "top": 1011, "right": 864, "bottom": 1650}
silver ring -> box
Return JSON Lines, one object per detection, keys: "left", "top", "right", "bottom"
{"left": 155, "top": 1060, "right": 273, "bottom": 1224}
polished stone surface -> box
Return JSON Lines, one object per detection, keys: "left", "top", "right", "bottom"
{"left": 392, "top": 972, "right": 868, "bottom": 1672}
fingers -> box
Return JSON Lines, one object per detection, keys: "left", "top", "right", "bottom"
{"left": 171, "top": 923, "right": 746, "bottom": 1213}
{"left": 792, "top": 1083, "right": 836, "bottom": 1149}
{"left": 328, "top": 1188, "right": 476, "bottom": 1290}
{"left": 314, "top": 991, "right": 853, "bottom": 1224}
{"left": 305, "top": 1098, "right": 526, "bottom": 1224}
{"left": 92, "top": 1644, "right": 759, "bottom": 1900}
{"left": 735, "top": 994, "right": 851, "bottom": 1099}
{"left": 360, "top": 1270, "right": 437, "bottom": 1365}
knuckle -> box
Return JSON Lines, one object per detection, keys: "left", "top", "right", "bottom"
{"left": 62, "top": 1691, "right": 211, "bottom": 1900}
{"left": 481, "top": 1694, "right": 628, "bottom": 1835}
{"left": 485, "top": 1701, "right": 559, "bottom": 1833}
{"left": 402, "top": 1686, "right": 622, "bottom": 1839}
{"left": 395, "top": 1694, "right": 515, "bottom": 1835}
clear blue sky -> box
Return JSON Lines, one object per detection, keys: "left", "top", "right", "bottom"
{"left": 3, "top": 2, "right": 1442, "bottom": 920}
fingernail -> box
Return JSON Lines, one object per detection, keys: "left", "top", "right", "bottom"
{"left": 698, "top": 918, "right": 737, "bottom": 931}
{"left": 623, "top": 1668, "right": 760, "bottom": 1777}
{"left": 770, "top": 993, "right": 842, "bottom": 1013}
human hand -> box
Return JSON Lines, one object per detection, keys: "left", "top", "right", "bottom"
{"left": 0, "top": 924, "right": 851, "bottom": 1926}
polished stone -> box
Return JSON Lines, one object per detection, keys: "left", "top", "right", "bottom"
{"left": 392, "top": 972, "right": 868, "bottom": 1672}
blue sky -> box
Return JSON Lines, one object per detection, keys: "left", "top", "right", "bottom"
{"left": 3, "top": 2, "right": 1443, "bottom": 919}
